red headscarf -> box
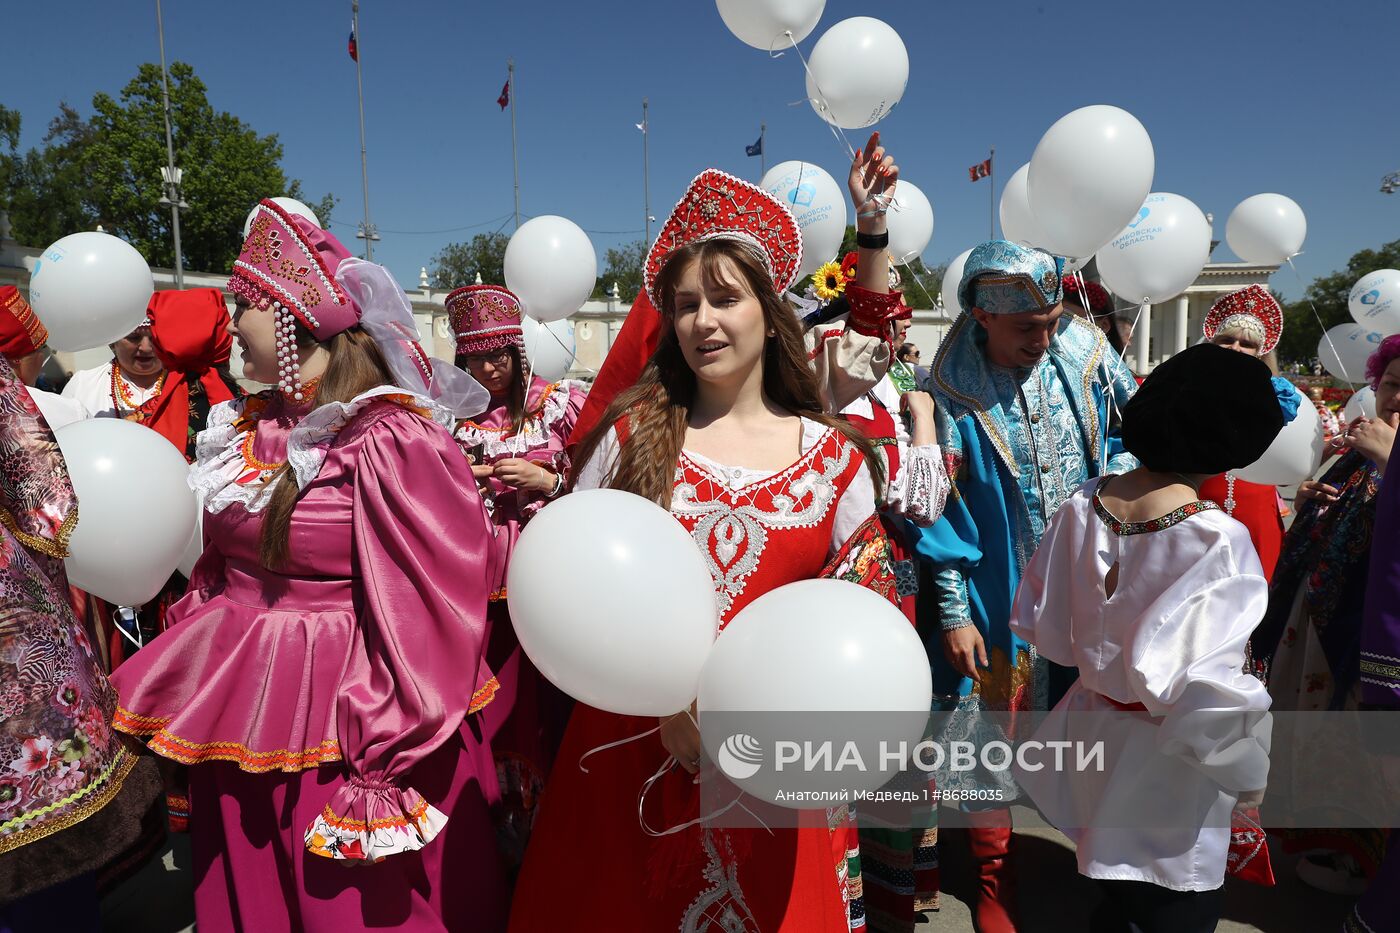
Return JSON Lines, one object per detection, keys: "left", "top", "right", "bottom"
{"left": 568, "top": 288, "right": 661, "bottom": 448}
{"left": 140, "top": 289, "right": 236, "bottom": 457}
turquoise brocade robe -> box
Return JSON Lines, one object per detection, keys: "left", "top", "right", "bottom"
{"left": 910, "top": 313, "right": 1138, "bottom": 710}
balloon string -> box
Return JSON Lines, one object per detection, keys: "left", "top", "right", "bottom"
{"left": 577, "top": 723, "right": 660, "bottom": 775}
{"left": 111, "top": 607, "right": 144, "bottom": 651}
{"left": 541, "top": 321, "right": 598, "bottom": 376}
{"left": 779, "top": 31, "right": 859, "bottom": 162}
{"left": 637, "top": 755, "right": 775, "bottom": 839}
{"left": 1285, "top": 256, "right": 1354, "bottom": 384}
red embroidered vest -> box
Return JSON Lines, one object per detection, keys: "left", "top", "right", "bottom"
{"left": 669, "top": 427, "right": 865, "bottom": 626}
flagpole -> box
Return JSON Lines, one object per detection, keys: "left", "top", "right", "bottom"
{"left": 352, "top": 0, "right": 377, "bottom": 259}
{"left": 154, "top": 0, "right": 184, "bottom": 288}
{"left": 760, "top": 122, "right": 766, "bottom": 179}
{"left": 509, "top": 59, "right": 521, "bottom": 230}
{"left": 642, "top": 98, "right": 651, "bottom": 246}
{"left": 988, "top": 145, "right": 995, "bottom": 240}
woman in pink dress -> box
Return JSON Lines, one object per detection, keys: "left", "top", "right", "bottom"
{"left": 445, "top": 284, "right": 587, "bottom": 868}
{"left": 510, "top": 135, "right": 923, "bottom": 933}
{"left": 110, "top": 200, "right": 507, "bottom": 932}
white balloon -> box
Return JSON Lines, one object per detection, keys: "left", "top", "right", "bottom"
{"left": 886, "top": 180, "right": 934, "bottom": 264}
{"left": 1225, "top": 194, "right": 1306, "bottom": 265}
{"left": 940, "top": 248, "right": 973, "bottom": 314}
{"left": 1028, "top": 106, "right": 1155, "bottom": 260}
{"left": 1095, "top": 193, "right": 1211, "bottom": 304}
{"left": 1234, "top": 384, "right": 1324, "bottom": 485}
{"left": 804, "top": 17, "right": 909, "bottom": 129}
{"left": 716, "top": 0, "right": 824, "bottom": 50}
{"left": 698, "top": 579, "right": 932, "bottom": 809}
{"left": 1348, "top": 269, "right": 1400, "bottom": 334}
{"left": 999, "top": 164, "right": 1049, "bottom": 250}
{"left": 177, "top": 502, "right": 204, "bottom": 580}
{"left": 504, "top": 216, "right": 598, "bottom": 323}
{"left": 57, "top": 419, "right": 197, "bottom": 607}
{"left": 521, "top": 316, "right": 575, "bottom": 383}
{"left": 1343, "top": 386, "right": 1377, "bottom": 423}
{"left": 507, "top": 489, "right": 718, "bottom": 717}
{"left": 29, "top": 233, "right": 154, "bottom": 352}
{"left": 242, "top": 197, "right": 321, "bottom": 239}
{"left": 760, "top": 161, "right": 847, "bottom": 279}
{"left": 1318, "top": 323, "right": 1385, "bottom": 384}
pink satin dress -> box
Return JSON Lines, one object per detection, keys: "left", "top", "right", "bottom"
{"left": 112, "top": 392, "right": 507, "bottom": 932}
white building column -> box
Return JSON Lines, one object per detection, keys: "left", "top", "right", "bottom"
{"left": 1174, "top": 296, "right": 1189, "bottom": 355}
{"left": 1131, "top": 303, "right": 1152, "bottom": 373}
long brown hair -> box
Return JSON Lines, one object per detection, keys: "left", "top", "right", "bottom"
{"left": 258, "top": 325, "right": 395, "bottom": 568}
{"left": 571, "top": 239, "right": 882, "bottom": 507}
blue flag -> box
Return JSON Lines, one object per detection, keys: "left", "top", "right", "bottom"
{"left": 745, "top": 135, "right": 763, "bottom": 158}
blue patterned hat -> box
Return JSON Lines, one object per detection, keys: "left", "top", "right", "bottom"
{"left": 956, "top": 240, "right": 1065, "bottom": 315}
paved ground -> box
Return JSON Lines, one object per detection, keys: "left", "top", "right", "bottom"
{"left": 922, "top": 813, "right": 1352, "bottom": 932}
{"left": 100, "top": 817, "right": 1354, "bottom": 932}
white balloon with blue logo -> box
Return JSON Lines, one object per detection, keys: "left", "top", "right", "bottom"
{"left": 1095, "top": 193, "right": 1211, "bottom": 305}
{"left": 1318, "top": 323, "right": 1385, "bottom": 385}
{"left": 1349, "top": 269, "right": 1400, "bottom": 336}
{"left": 760, "top": 161, "right": 847, "bottom": 280}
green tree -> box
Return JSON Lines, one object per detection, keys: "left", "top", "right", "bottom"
{"left": 790, "top": 226, "right": 944, "bottom": 309}
{"left": 4, "top": 62, "right": 336, "bottom": 271}
{"left": 591, "top": 239, "right": 645, "bottom": 300}
{"left": 1277, "top": 239, "right": 1400, "bottom": 364}
{"left": 6, "top": 104, "right": 99, "bottom": 249}
{"left": 430, "top": 232, "right": 509, "bottom": 289}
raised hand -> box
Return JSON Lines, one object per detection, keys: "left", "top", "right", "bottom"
{"left": 848, "top": 132, "right": 899, "bottom": 230}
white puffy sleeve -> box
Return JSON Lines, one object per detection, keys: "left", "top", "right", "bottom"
{"left": 573, "top": 426, "right": 620, "bottom": 492}
{"left": 1125, "top": 573, "right": 1273, "bottom": 794}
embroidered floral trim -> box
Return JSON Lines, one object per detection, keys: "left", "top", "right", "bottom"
{"left": 305, "top": 785, "right": 447, "bottom": 862}
{"left": 1091, "top": 479, "right": 1220, "bottom": 536}
{"left": 673, "top": 428, "right": 850, "bottom": 619}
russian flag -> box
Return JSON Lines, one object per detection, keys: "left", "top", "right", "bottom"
{"left": 348, "top": 21, "right": 358, "bottom": 61}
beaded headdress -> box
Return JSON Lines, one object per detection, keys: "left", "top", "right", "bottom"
{"left": 1202, "top": 284, "right": 1283, "bottom": 356}
{"left": 644, "top": 169, "right": 802, "bottom": 307}
{"left": 957, "top": 240, "right": 1065, "bottom": 316}
{"left": 445, "top": 285, "right": 524, "bottom": 357}
{"left": 228, "top": 199, "right": 358, "bottom": 400}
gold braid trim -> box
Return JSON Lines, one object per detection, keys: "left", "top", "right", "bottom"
{"left": 468, "top": 677, "right": 500, "bottom": 715}
{"left": 0, "top": 500, "right": 77, "bottom": 560}
{"left": 0, "top": 746, "right": 136, "bottom": 856}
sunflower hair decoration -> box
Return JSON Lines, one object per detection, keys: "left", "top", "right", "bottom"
{"left": 812, "top": 260, "right": 850, "bottom": 302}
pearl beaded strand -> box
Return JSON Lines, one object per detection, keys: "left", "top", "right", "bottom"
{"left": 273, "top": 302, "right": 304, "bottom": 401}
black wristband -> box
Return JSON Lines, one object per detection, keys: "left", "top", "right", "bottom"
{"left": 855, "top": 230, "right": 889, "bottom": 249}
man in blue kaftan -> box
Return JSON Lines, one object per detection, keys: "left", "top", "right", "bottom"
{"left": 908, "top": 241, "right": 1138, "bottom": 932}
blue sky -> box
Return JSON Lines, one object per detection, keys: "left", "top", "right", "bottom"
{"left": 6, "top": 0, "right": 1398, "bottom": 300}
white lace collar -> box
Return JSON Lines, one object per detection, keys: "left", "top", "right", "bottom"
{"left": 189, "top": 386, "right": 452, "bottom": 515}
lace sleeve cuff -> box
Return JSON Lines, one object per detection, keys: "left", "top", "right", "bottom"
{"left": 305, "top": 778, "right": 447, "bottom": 863}
{"left": 934, "top": 567, "right": 974, "bottom": 631}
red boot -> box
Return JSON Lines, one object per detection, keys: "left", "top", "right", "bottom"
{"left": 966, "top": 822, "right": 1017, "bottom": 933}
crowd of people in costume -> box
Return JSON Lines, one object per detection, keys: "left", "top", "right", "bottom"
{"left": 0, "top": 127, "right": 1397, "bottom": 933}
